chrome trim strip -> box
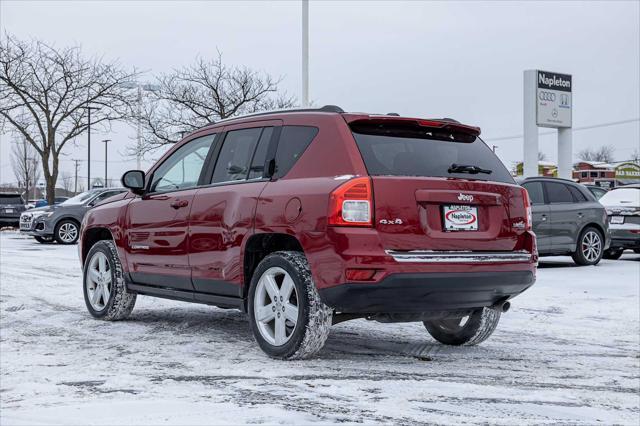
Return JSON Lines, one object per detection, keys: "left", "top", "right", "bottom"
{"left": 386, "top": 250, "right": 532, "bottom": 263}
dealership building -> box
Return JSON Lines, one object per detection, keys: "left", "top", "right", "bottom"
{"left": 514, "top": 160, "right": 640, "bottom": 187}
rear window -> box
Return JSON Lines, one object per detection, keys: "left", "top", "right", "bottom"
{"left": 0, "top": 195, "right": 23, "bottom": 205}
{"left": 351, "top": 123, "right": 514, "bottom": 184}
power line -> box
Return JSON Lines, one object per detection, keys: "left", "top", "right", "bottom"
{"left": 484, "top": 117, "right": 640, "bottom": 142}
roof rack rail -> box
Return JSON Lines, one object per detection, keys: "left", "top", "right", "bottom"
{"left": 440, "top": 117, "right": 461, "bottom": 123}
{"left": 386, "top": 112, "right": 400, "bottom": 116}
{"left": 205, "top": 105, "right": 345, "bottom": 126}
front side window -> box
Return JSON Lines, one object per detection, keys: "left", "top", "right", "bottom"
{"left": 522, "top": 182, "right": 544, "bottom": 205}
{"left": 545, "top": 182, "right": 574, "bottom": 203}
{"left": 212, "top": 128, "right": 263, "bottom": 183}
{"left": 91, "top": 190, "right": 126, "bottom": 205}
{"left": 150, "top": 134, "right": 215, "bottom": 192}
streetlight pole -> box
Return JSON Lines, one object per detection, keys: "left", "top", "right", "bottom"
{"left": 302, "top": 0, "right": 309, "bottom": 107}
{"left": 102, "top": 139, "right": 111, "bottom": 188}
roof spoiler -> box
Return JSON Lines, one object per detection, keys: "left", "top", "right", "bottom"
{"left": 347, "top": 115, "right": 481, "bottom": 137}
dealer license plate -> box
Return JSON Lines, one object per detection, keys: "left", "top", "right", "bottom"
{"left": 610, "top": 216, "right": 624, "bottom": 224}
{"left": 443, "top": 204, "right": 479, "bottom": 231}
{"left": 4, "top": 209, "right": 14, "bottom": 213}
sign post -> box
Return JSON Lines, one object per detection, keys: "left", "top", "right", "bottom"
{"left": 523, "top": 70, "right": 573, "bottom": 178}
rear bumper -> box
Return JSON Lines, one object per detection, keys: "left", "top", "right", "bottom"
{"left": 318, "top": 270, "right": 535, "bottom": 314}
{"left": 609, "top": 225, "right": 640, "bottom": 249}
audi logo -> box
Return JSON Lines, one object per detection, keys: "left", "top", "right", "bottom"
{"left": 538, "top": 91, "right": 556, "bottom": 102}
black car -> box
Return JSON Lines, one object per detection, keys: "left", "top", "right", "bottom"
{"left": 0, "top": 192, "right": 27, "bottom": 227}
{"left": 520, "top": 177, "right": 611, "bottom": 265}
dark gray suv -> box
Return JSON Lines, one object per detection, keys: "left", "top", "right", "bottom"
{"left": 20, "top": 188, "right": 126, "bottom": 244}
{"left": 521, "top": 177, "right": 610, "bottom": 265}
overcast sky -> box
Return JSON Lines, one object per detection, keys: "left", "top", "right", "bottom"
{"left": 1, "top": 0, "right": 639, "bottom": 188}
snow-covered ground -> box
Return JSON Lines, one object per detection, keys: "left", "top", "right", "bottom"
{"left": 1, "top": 230, "right": 638, "bottom": 425}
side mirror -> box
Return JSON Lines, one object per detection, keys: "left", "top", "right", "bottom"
{"left": 121, "top": 170, "right": 146, "bottom": 195}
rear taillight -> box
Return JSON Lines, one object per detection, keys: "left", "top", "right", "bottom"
{"left": 328, "top": 177, "right": 373, "bottom": 227}
{"left": 522, "top": 187, "right": 532, "bottom": 231}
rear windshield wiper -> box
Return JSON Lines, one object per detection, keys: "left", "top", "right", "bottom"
{"left": 448, "top": 163, "right": 492, "bottom": 175}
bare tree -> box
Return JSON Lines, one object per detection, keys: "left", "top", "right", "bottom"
{"left": 59, "top": 170, "right": 73, "bottom": 192}
{"left": 538, "top": 151, "right": 547, "bottom": 161}
{"left": 11, "top": 137, "right": 41, "bottom": 200}
{"left": 630, "top": 149, "right": 640, "bottom": 164}
{"left": 0, "top": 35, "right": 138, "bottom": 204}
{"left": 136, "top": 53, "right": 295, "bottom": 154}
{"left": 577, "top": 145, "right": 615, "bottom": 163}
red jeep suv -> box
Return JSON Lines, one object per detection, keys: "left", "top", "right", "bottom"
{"left": 79, "top": 105, "right": 536, "bottom": 359}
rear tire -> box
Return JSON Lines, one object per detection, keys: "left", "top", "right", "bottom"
{"left": 83, "top": 240, "right": 136, "bottom": 320}
{"left": 424, "top": 307, "right": 500, "bottom": 346}
{"left": 248, "top": 251, "right": 333, "bottom": 360}
{"left": 603, "top": 248, "right": 624, "bottom": 260}
{"left": 34, "top": 236, "right": 54, "bottom": 244}
{"left": 54, "top": 219, "right": 80, "bottom": 244}
{"left": 571, "top": 227, "right": 603, "bottom": 266}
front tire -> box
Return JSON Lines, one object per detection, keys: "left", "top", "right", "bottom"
{"left": 248, "top": 251, "right": 333, "bottom": 360}
{"left": 571, "top": 227, "right": 603, "bottom": 266}
{"left": 83, "top": 240, "right": 136, "bottom": 320}
{"left": 54, "top": 219, "right": 80, "bottom": 244}
{"left": 424, "top": 308, "right": 500, "bottom": 346}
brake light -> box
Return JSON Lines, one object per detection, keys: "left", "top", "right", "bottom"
{"left": 522, "top": 187, "right": 532, "bottom": 231}
{"left": 328, "top": 177, "right": 373, "bottom": 227}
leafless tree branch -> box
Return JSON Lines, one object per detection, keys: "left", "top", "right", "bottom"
{"left": 0, "top": 34, "right": 139, "bottom": 203}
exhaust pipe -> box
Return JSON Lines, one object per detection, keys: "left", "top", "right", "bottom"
{"left": 492, "top": 300, "right": 511, "bottom": 313}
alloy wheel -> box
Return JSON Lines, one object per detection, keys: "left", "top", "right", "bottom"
{"left": 581, "top": 230, "right": 602, "bottom": 263}
{"left": 253, "top": 266, "right": 299, "bottom": 346}
{"left": 58, "top": 222, "right": 78, "bottom": 243}
{"left": 85, "top": 252, "right": 112, "bottom": 311}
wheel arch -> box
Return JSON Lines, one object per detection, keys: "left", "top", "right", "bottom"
{"left": 81, "top": 226, "right": 115, "bottom": 265}
{"left": 242, "top": 233, "right": 304, "bottom": 300}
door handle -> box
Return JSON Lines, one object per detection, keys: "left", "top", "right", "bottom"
{"left": 170, "top": 200, "right": 189, "bottom": 209}
{"left": 577, "top": 212, "right": 583, "bottom": 217}
{"left": 541, "top": 214, "right": 547, "bottom": 221}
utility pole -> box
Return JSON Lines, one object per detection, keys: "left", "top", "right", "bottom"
{"left": 86, "top": 106, "right": 100, "bottom": 189}
{"left": 102, "top": 139, "right": 111, "bottom": 188}
{"left": 72, "top": 159, "right": 81, "bottom": 194}
{"left": 301, "top": 0, "right": 309, "bottom": 107}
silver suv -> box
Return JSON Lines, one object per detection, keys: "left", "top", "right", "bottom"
{"left": 20, "top": 188, "right": 126, "bottom": 244}
{"left": 521, "top": 177, "right": 610, "bottom": 265}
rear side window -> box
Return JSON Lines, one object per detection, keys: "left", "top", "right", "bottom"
{"left": 274, "top": 126, "right": 318, "bottom": 178}
{"left": 567, "top": 185, "right": 588, "bottom": 202}
{"left": 351, "top": 124, "right": 514, "bottom": 184}
{"left": 248, "top": 127, "right": 274, "bottom": 179}
{"left": 522, "top": 182, "right": 544, "bottom": 205}
{"left": 212, "top": 128, "right": 263, "bottom": 183}
{"left": 545, "top": 182, "right": 574, "bottom": 203}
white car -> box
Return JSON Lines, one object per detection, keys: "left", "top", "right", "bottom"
{"left": 599, "top": 185, "right": 640, "bottom": 259}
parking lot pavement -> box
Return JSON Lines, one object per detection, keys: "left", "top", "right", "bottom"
{"left": 1, "top": 231, "right": 639, "bottom": 425}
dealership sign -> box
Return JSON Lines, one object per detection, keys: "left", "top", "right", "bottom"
{"left": 615, "top": 162, "right": 640, "bottom": 180}
{"left": 536, "top": 70, "right": 572, "bottom": 128}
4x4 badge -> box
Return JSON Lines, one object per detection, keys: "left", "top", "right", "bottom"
{"left": 379, "top": 218, "right": 403, "bottom": 225}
